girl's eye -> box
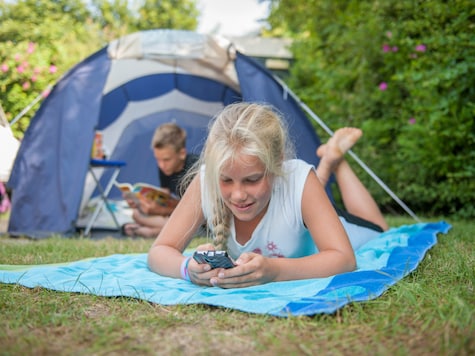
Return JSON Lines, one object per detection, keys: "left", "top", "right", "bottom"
{"left": 220, "top": 174, "right": 264, "bottom": 184}
{"left": 246, "top": 175, "right": 263, "bottom": 183}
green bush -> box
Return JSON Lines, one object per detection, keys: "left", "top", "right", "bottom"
{"left": 269, "top": 0, "right": 475, "bottom": 218}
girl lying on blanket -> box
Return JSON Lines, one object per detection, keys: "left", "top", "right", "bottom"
{"left": 148, "top": 102, "right": 388, "bottom": 288}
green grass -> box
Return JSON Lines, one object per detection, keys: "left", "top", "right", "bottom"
{"left": 0, "top": 215, "right": 473, "bottom": 355}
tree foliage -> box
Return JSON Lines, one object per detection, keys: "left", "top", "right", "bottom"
{"left": 0, "top": 0, "right": 102, "bottom": 134}
{"left": 90, "top": 0, "right": 198, "bottom": 41}
{"left": 0, "top": 0, "right": 198, "bottom": 136}
{"left": 268, "top": 0, "right": 475, "bottom": 218}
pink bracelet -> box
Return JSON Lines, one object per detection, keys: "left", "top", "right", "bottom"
{"left": 180, "top": 257, "right": 191, "bottom": 281}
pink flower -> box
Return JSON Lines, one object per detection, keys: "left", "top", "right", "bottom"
{"left": 382, "top": 44, "right": 391, "bottom": 52}
{"left": 1, "top": 63, "right": 8, "bottom": 72}
{"left": 34, "top": 67, "right": 41, "bottom": 74}
{"left": 22, "top": 81, "right": 31, "bottom": 90}
{"left": 408, "top": 118, "right": 416, "bottom": 125}
{"left": 31, "top": 75, "right": 37, "bottom": 82}
{"left": 49, "top": 65, "right": 57, "bottom": 73}
{"left": 415, "top": 44, "right": 426, "bottom": 52}
{"left": 379, "top": 82, "right": 388, "bottom": 91}
{"left": 14, "top": 54, "right": 21, "bottom": 61}
{"left": 42, "top": 88, "right": 51, "bottom": 98}
{"left": 392, "top": 46, "right": 398, "bottom": 52}
{"left": 27, "top": 42, "right": 35, "bottom": 54}
{"left": 386, "top": 31, "right": 392, "bottom": 38}
{"left": 16, "top": 65, "right": 25, "bottom": 73}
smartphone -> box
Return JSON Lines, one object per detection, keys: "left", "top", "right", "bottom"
{"left": 193, "top": 250, "right": 235, "bottom": 269}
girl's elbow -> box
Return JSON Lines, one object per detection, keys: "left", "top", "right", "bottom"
{"left": 147, "top": 246, "right": 160, "bottom": 272}
{"left": 335, "top": 248, "right": 356, "bottom": 273}
{"left": 146, "top": 253, "right": 155, "bottom": 272}
{"left": 346, "top": 252, "right": 357, "bottom": 272}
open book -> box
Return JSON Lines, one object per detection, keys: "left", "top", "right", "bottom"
{"left": 115, "top": 181, "right": 179, "bottom": 207}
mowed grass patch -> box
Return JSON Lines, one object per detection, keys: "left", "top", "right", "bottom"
{"left": 0, "top": 215, "right": 473, "bottom": 355}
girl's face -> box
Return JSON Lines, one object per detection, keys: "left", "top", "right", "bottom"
{"left": 219, "top": 153, "right": 273, "bottom": 224}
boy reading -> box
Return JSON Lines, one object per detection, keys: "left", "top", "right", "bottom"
{"left": 122, "top": 123, "right": 198, "bottom": 237}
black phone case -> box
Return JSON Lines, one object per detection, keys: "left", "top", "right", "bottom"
{"left": 193, "top": 250, "right": 235, "bottom": 269}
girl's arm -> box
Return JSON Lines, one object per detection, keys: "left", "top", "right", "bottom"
{"left": 147, "top": 175, "right": 206, "bottom": 278}
{"left": 267, "top": 169, "right": 356, "bottom": 281}
{"left": 292, "top": 169, "right": 356, "bottom": 276}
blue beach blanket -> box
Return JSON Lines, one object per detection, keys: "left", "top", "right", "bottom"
{"left": 0, "top": 221, "right": 450, "bottom": 317}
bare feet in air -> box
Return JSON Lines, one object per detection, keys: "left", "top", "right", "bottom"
{"left": 317, "top": 127, "right": 362, "bottom": 160}
{"left": 316, "top": 128, "right": 362, "bottom": 185}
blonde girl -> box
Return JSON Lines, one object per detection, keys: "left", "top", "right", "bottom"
{"left": 147, "top": 102, "right": 387, "bottom": 288}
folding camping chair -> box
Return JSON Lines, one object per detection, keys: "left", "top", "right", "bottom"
{"left": 84, "top": 159, "right": 126, "bottom": 235}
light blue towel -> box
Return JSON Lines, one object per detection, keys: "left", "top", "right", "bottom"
{"left": 0, "top": 221, "right": 450, "bottom": 316}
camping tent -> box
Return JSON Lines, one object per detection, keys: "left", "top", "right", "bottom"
{"left": 7, "top": 29, "right": 325, "bottom": 238}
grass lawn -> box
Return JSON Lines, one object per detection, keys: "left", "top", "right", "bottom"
{"left": 0, "top": 214, "right": 473, "bottom": 355}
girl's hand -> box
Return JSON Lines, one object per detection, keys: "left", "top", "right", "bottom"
{"left": 186, "top": 244, "right": 218, "bottom": 286}
{"left": 208, "top": 253, "right": 277, "bottom": 288}
{"left": 187, "top": 258, "right": 220, "bottom": 286}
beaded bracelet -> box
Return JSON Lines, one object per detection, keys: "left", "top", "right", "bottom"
{"left": 180, "top": 257, "right": 191, "bottom": 281}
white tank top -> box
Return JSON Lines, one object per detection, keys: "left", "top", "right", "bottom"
{"left": 201, "top": 159, "right": 317, "bottom": 259}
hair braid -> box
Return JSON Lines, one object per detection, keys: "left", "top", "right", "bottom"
{"left": 211, "top": 202, "right": 231, "bottom": 251}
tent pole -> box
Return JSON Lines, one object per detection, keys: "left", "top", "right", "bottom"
{"left": 280, "top": 81, "right": 421, "bottom": 222}
{"left": 9, "top": 85, "right": 52, "bottom": 127}
{"left": 345, "top": 149, "right": 421, "bottom": 222}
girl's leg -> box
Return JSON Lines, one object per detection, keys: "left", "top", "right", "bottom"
{"left": 316, "top": 128, "right": 388, "bottom": 231}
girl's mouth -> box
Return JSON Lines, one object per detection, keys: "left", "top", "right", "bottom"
{"left": 232, "top": 202, "right": 253, "bottom": 212}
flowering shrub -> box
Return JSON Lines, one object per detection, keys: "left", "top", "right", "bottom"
{"left": 270, "top": 0, "right": 475, "bottom": 218}
{"left": 363, "top": 9, "right": 475, "bottom": 219}
{"left": 0, "top": 41, "right": 61, "bottom": 137}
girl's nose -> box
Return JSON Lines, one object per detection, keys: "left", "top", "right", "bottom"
{"left": 232, "top": 184, "right": 247, "bottom": 201}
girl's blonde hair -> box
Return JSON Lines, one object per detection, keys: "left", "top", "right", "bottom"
{"left": 190, "top": 102, "right": 294, "bottom": 250}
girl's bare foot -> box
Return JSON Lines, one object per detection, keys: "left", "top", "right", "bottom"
{"left": 317, "top": 128, "right": 362, "bottom": 160}
{"left": 316, "top": 128, "right": 362, "bottom": 186}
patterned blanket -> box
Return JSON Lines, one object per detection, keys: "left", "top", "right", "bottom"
{"left": 0, "top": 221, "right": 450, "bottom": 316}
